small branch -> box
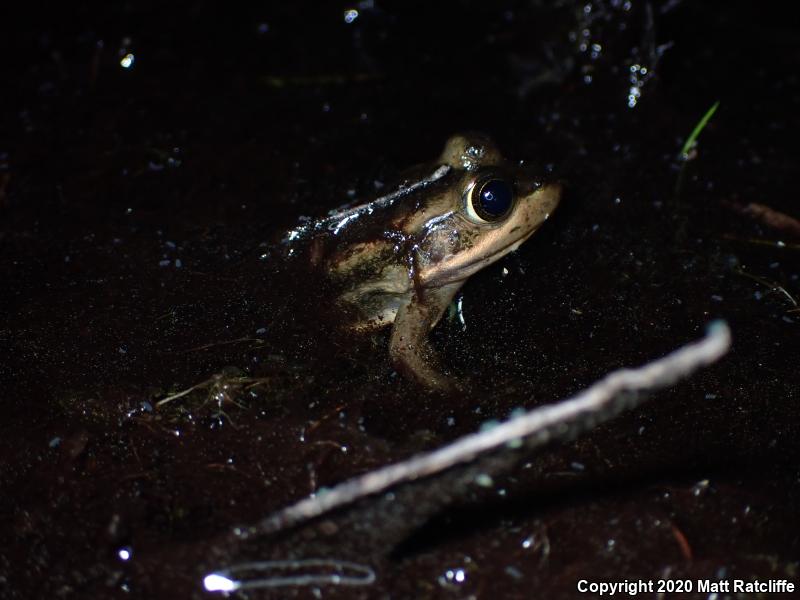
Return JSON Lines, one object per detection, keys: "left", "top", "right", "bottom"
{"left": 735, "top": 269, "right": 798, "bottom": 307}
{"left": 721, "top": 234, "right": 800, "bottom": 251}
{"left": 236, "top": 322, "right": 731, "bottom": 540}
{"left": 155, "top": 379, "right": 213, "bottom": 407}
{"left": 726, "top": 201, "right": 800, "bottom": 239}
{"left": 182, "top": 337, "right": 265, "bottom": 353}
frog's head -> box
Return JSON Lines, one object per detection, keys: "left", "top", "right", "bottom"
{"left": 407, "top": 133, "right": 561, "bottom": 288}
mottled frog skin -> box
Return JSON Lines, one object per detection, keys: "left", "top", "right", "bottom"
{"left": 285, "top": 133, "right": 561, "bottom": 389}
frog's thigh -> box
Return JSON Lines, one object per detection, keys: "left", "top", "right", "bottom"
{"left": 388, "top": 284, "right": 460, "bottom": 390}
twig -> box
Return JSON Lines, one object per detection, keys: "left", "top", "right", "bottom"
{"left": 726, "top": 202, "right": 800, "bottom": 238}
{"left": 155, "top": 379, "right": 214, "bottom": 406}
{"left": 721, "top": 234, "right": 800, "bottom": 251}
{"left": 735, "top": 269, "right": 798, "bottom": 307}
{"left": 183, "top": 337, "right": 265, "bottom": 353}
{"left": 204, "top": 559, "right": 375, "bottom": 592}
{"left": 236, "top": 322, "right": 731, "bottom": 539}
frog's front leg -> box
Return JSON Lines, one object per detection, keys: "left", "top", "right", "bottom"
{"left": 389, "top": 283, "right": 461, "bottom": 390}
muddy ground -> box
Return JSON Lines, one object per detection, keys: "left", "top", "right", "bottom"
{"left": 1, "top": 1, "right": 798, "bottom": 598}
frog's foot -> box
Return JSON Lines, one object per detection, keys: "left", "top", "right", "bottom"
{"left": 389, "top": 336, "right": 457, "bottom": 391}
{"left": 389, "top": 337, "right": 457, "bottom": 391}
{"left": 388, "top": 288, "right": 461, "bottom": 392}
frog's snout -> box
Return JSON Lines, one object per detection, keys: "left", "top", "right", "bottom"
{"left": 531, "top": 182, "right": 562, "bottom": 219}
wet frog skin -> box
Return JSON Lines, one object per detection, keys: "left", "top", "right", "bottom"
{"left": 285, "top": 133, "right": 561, "bottom": 389}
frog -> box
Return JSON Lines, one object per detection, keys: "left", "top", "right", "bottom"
{"left": 285, "top": 133, "right": 561, "bottom": 390}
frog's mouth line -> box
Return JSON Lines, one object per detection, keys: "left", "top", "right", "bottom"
{"left": 501, "top": 227, "right": 538, "bottom": 254}
{"left": 423, "top": 226, "right": 541, "bottom": 287}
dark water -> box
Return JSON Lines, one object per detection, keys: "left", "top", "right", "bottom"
{"left": 2, "top": 1, "right": 799, "bottom": 598}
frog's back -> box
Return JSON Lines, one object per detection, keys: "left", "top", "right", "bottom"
{"left": 285, "top": 166, "right": 456, "bottom": 330}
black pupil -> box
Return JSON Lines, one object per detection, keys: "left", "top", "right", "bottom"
{"left": 478, "top": 179, "right": 512, "bottom": 218}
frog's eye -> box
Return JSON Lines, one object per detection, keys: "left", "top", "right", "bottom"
{"left": 465, "top": 177, "right": 514, "bottom": 223}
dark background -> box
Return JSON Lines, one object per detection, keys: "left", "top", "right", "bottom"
{"left": 1, "top": 1, "right": 798, "bottom": 598}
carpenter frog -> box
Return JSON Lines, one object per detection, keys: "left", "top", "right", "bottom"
{"left": 285, "top": 133, "right": 561, "bottom": 390}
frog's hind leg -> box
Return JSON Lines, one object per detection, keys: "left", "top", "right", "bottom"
{"left": 388, "top": 283, "right": 461, "bottom": 390}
